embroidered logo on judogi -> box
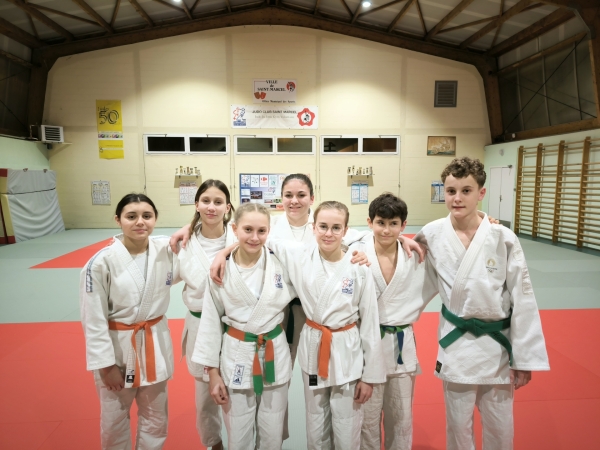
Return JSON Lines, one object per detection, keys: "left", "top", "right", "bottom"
{"left": 232, "top": 364, "right": 244, "bottom": 385}
{"left": 486, "top": 258, "right": 497, "bottom": 273}
{"left": 341, "top": 278, "right": 354, "bottom": 295}
{"left": 274, "top": 273, "right": 283, "bottom": 289}
{"left": 126, "top": 369, "right": 135, "bottom": 384}
{"left": 166, "top": 272, "right": 173, "bottom": 286}
{"left": 521, "top": 266, "right": 533, "bottom": 295}
{"left": 435, "top": 361, "right": 442, "bottom": 373}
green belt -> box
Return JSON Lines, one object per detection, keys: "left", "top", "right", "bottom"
{"left": 285, "top": 298, "right": 303, "bottom": 344}
{"left": 380, "top": 324, "right": 410, "bottom": 365}
{"left": 224, "top": 324, "right": 283, "bottom": 395}
{"left": 439, "top": 304, "right": 513, "bottom": 366}
{"left": 189, "top": 311, "right": 202, "bottom": 319}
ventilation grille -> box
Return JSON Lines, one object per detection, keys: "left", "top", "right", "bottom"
{"left": 40, "top": 125, "right": 64, "bottom": 143}
{"left": 435, "top": 81, "right": 457, "bottom": 107}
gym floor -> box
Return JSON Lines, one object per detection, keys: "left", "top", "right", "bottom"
{"left": 0, "top": 226, "right": 599, "bottom": 449}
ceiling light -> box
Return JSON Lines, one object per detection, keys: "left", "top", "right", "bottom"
{"left": 362, "top": 1, "right": 371, "bottom": 7}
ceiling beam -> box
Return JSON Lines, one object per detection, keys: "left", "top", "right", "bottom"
{"left": 153, "top": 0, "right": 188, "bottom": 17}
{"left": 72, "top": 0, "right": 115, "bottom": 34}
{"left": 0, "top": 49, "right": 36, "bottom": 68}
{"left": 351, "top": 4, "right": 363, "bottom": 24}
{"left": 497, "top": 31, "right": 587, "bottom": 75}
{"left": 128, "top": 0, "right": 154, "bottom": 26}
{"left": 191, "top": 0, "right": 201, "bottom": 14}
{"left": 540, "top": 1, "right": 598, "bottom": 8}
{"left": 40, "top": 6, "right": 492, "bottom": 68}
{"left": 0, "top": 16, "right": 44, "bottom": 48}
{"left": 5, "top": 0, "right": 74, "bottom": 41}
{"left": 425, "top": 0, "right": 476, "bottom": 42}
{"left": 110, "top": 0, "right": 121, "bottom": 27}
{"left": 29, "top": 3, "right": 99, "bottom": 27}
{"left": 357, "top": 0, "right": 406, "bottom": 20}
{"left": 313, "top": 0, "right": 322, "bottom": 15}
{"left": 415, "top": 0, "right": 427, "bottom": 35}
{"left": 387, "top": 0, "right": 415, "bottom": 33}
{"left": 224, "top": 0, "right": 232, "bottom": 13}
{"left": 487, "top": 8, "right": 575, "bottom": 56}
{"left": 338, "top": 0, "right": 353, "bottom": 19}
{"left": 436, "top": 16, "right": 497, "bottom": 35}
{"left": 460, "top": 0, "right": 531, "bottom": 49}
{"left": 490, "top": 0, "right": 504, "bottom": 48}
{"left": 180, "top": 0, "right": 193, "bottom": 19}
{"left": 26, "top": 13, "right": 40, "bottom": 39}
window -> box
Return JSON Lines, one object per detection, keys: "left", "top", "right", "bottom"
{"left": 321, "top": 136, "right": 400, "bottom": 154}
{"left": 234, "top": 136, "right": 315, "bottom": 154}
{"left": 143, "top": 134, "right": 229, "bottom": 154}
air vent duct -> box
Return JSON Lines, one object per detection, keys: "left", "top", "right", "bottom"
{"left": 39, "top": 125, "right": 64, "bottom": 143}
{"left": 434, "top": 81, "right": 457, "bottom": 107}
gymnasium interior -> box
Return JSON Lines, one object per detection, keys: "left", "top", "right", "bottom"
{"left": 0, "top": 0, "right": 599, "bottom": 449}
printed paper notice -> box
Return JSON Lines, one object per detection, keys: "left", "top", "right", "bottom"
{"left": 91, "top": 181, "right": 111, "bottom": 205}
{"left": 179, "top": 181, "right": 197, "bottom": 205}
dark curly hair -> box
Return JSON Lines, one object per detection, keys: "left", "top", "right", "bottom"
{"left": 368, "top": 192, "right": 407, "bottom": 223}
{"left": 441, "top": 157, "right": 486, "bottom": 188}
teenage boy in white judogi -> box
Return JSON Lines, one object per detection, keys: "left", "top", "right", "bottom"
{"left": 415, "top": 157, "right": 550, "bottom": 450}
{"left": 192, "top": 204, "right": 296, "bottom": 450}
{"left": 345, "top": 193, "right": 438, "bottom": 450}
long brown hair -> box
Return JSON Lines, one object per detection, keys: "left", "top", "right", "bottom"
{"left": 313, "top": 201, "right": 349, "bottom": 227}
{"left": 189, "top": 179, "right": 234, "bottom": 237}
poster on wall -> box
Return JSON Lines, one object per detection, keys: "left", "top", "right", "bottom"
{"left": 431, "top": 181, "right": 445, "bottom": 203}
{"left": 253, "top": 79, "right": 297, "bottom": 103}
{"left": 427, "top": 136, "right": 456, "bottom": 156}
{"left": 240, "top": 173, "right": 288, "bottom": 210}
{"left": 96, "top": 100, "right": 124, "bottom": 159}
{"left": 179, "top": 181, "right": 197, "bottom": 205}
{"left": 91, "top": 181, "right": 111, "bottom": 205}
{"left": 231, "top": 105, "right": 318, "bottom": 129}
{"left": 351, "top": 183, "right": 368, "bottom": 205}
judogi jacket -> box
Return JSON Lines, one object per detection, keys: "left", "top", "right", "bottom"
{"left": 416, "top": 213, "right": 550, "bottom": 384}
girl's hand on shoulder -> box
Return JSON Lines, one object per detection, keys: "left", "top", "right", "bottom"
{"left": 208, "top": 368, "right": 229, "bottom": 404}
{"left": 99, "top": 365, "right": 125, "bottom": 391}
{"left": 350, "top": 250, "right": 370, "bottom": 267}
{"left": 488, "top": 216, "right": 501, "bottom": 225}
{"left": 354, "top": 380, "right": 373, "bottom": 404}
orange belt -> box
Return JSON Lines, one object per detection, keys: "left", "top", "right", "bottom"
{"left": 108, "top": 315, "right": 163, "bottom": 388}
{"left": 305, "top": 318, "right": 356, "bottom": 379}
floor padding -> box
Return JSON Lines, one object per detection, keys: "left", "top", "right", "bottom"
{"left": 30, "top": 238, "right": 113, "bottom": 269}
{"left": 0, "top": 309, "right": 598, "bottom": 449}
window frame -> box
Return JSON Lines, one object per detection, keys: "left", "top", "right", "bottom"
{"left": 234, "top": 135, "right": 316, "bottom": 155}
{"left": 320, "top": 135, "right": 400, "bottom": 155}
{"left": 143, "top": 134, "right": 230, "bottom": 155}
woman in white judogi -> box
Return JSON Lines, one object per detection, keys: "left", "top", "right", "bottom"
{"left": 80, "top": 193, "right": 180, "bottom": 450}
{"left": 176, "top": 179, "right": 236, "bottom": 450}
{"left": 416, "top": 158, "right": 550, "bottom": 450}
{"left": 344, "top": 193, "right": 439, "bottom": 450}
{"left": 192, "top": 203, "right": 296, "bottom": 450}
{"left": 266, "top": 201, "right": 386, "bottom": 450}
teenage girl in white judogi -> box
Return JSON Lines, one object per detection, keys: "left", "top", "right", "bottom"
{"left": 192, "top": 203, "right": 296, "bottom": 450}
{"left": 176, "top": 179, "right": 236, "bottom": 450}
{"left": 80, "top": 194, "right": 179, "bottom": 450}
{"left": 265, "top": 201, "right": 386, "bottom": 450}
{"left": 416, "top": 157, "right": 550, "bottom": 450}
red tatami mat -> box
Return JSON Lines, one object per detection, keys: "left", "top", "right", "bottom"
{"left": 1, "top": 310, "right": 598, "bottom": 449}
{"left": 30, "top": 239, "right": 113, "bottom": 269}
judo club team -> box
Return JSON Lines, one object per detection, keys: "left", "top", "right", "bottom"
{"left": 80, "top": 156, "right": 550, "bottom": 450}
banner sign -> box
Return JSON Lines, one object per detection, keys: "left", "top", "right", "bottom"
{"left": 239, "top": 173, "right": 288, "bottom": 211}
{"left": 231, "top": 105, "right": 318, "bottom": 129}
{"left": 96, "top": 100, "right": 124, "bottom": 159}
{"left": 253, "top": 79, "right": 296, "bottom": 103}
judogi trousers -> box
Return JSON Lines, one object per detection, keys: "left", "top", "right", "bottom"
{"left": 443, "top": 381, "right": 514, "bottom": 450}
{"left": 194, "top": 377, "right": 222, "bottom": 447}
{"left": 222, "top": 383, "right": 289, "bottom": 450}
{"left": 302, "top": 372, "right": 362, "bottom": 450}
{"left": 361, "top": 375, "right": 415, "bottom": 450}
{"left": 96, "top": 381, "right": 168, "bottom": 450}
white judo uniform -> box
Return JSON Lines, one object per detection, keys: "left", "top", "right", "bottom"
{"left": 416, "top": 213, "right": 550, "bottom": 450}
{"left": 192, "top": 247, "right": 296, "bottom": 450}
{"left": 176, "top": 224, "right": 236, "bottom": 447}
{"left": 80, "top": 235, "right": 179, "bottom": 450}
{"left": 345, "top": 232, "right": 437, "bottom": 450}
{"left": 267, "top": 238, "right": 386, "bottom": 450}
